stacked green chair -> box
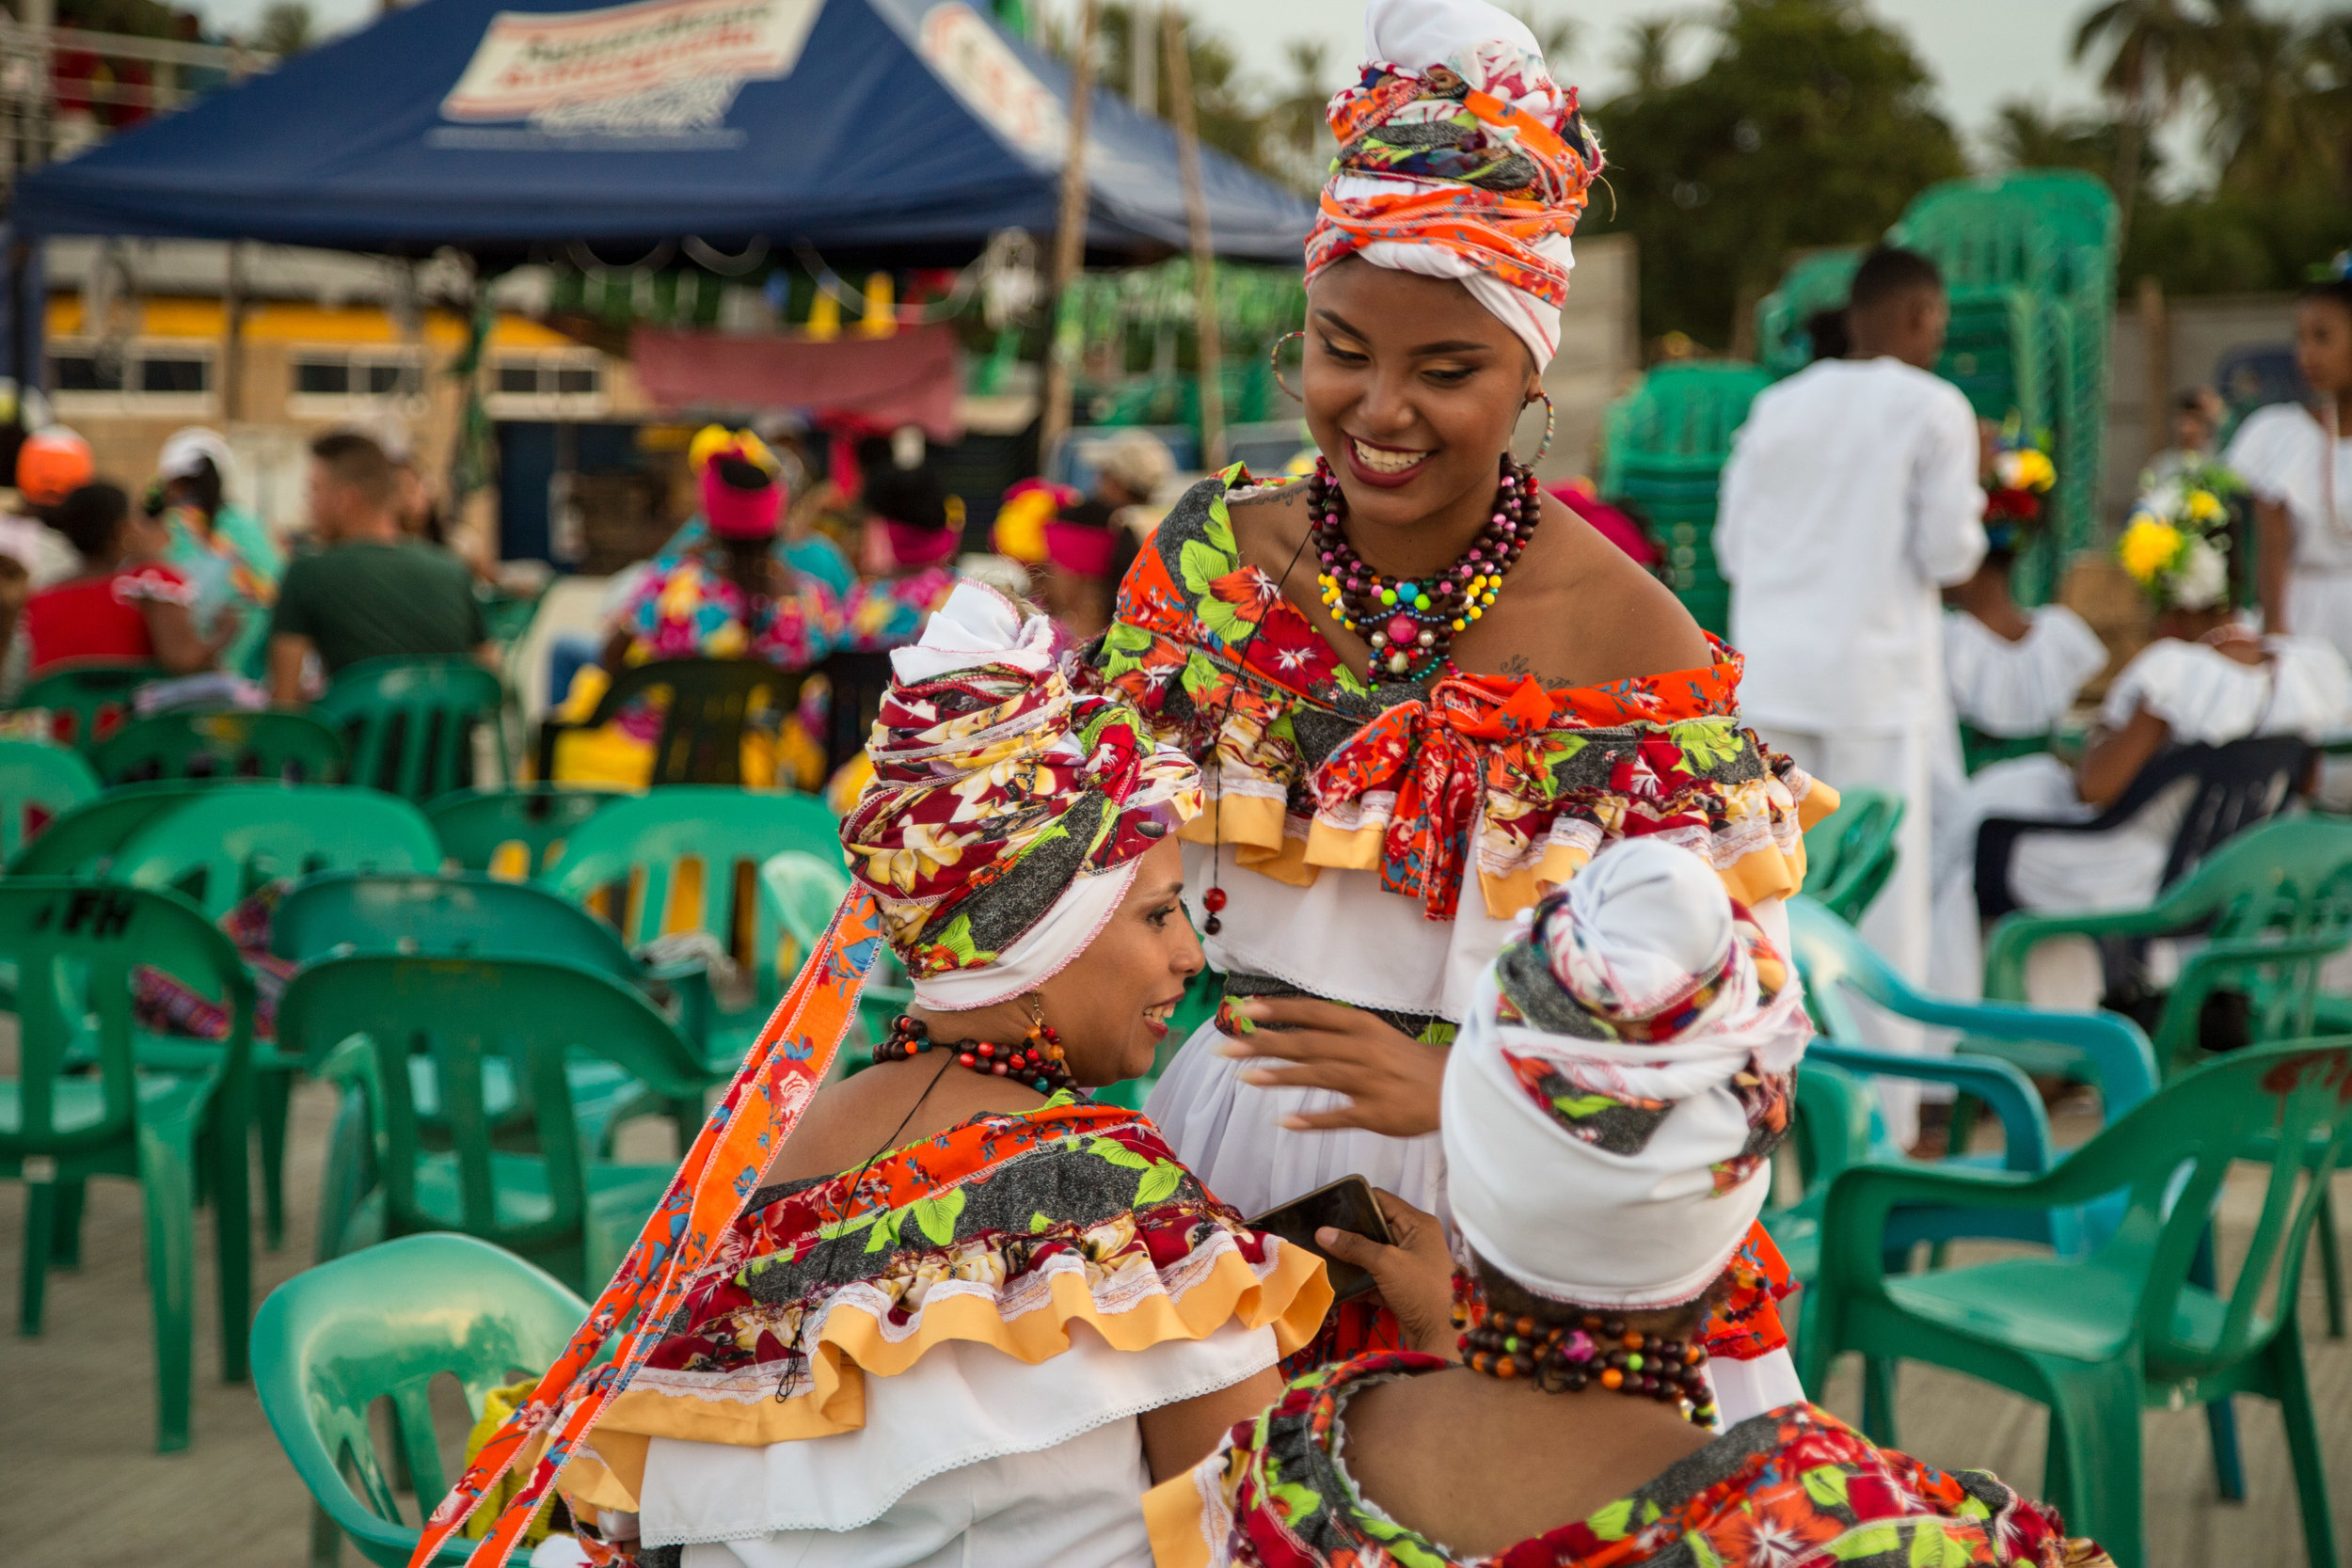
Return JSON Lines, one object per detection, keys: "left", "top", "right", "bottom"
{"left": 1798, "top": 786, "right": 1905, "bottom": 925}
{"left": 424, "top": 783, "right": 634, "bottom": 879}
{"left": 250, "top": 1232, "right": 587, "bottom": 1568}
{"left": 0, "top": 879, "right": 256, "bottom": 1451}
{"left": 759, "top": 849, "right": 905, "bottom": 1058}
{"left": 90, "top": 708, "right": 346, "bottom": 786}
{"left": 1799, "top": 1039, "right": 2351, "bottom": 1568}
{"left": 1754, "top": 247, "right": 1863, "bottom": 376}
{"left": 276, "top": 953, "right": 707, "bottom": 1292}
{"left": 534, "top": 657, "right": 808, "bottom": 787}
{"left": 11, "top": 659, "right": 165, "bottom": 751}
{"left": 310, "top": 657, "right": 509, "bottom": 802}
{"left": 0, "top": 737, "right": 98, "bottom": 859}
{"left": 1596, "top": 360, "right": 1774, "bottom": 636}
{"left": 542, "top": 786, "right": 842, "bottom": 1069}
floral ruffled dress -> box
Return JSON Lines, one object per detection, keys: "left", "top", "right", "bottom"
{"left": 1144, "top": 1353, "right": 2112, "bottom": 1568}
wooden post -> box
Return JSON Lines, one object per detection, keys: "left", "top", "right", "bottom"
{"left": 1164, "top": 8, "right": 1225, "bottom": 470}
{"left": 1036, "top": 0, "right": 1100, "bottom": 474}
{"left": 221, "top": 240, "right": 245, "bottom": 425}
{"left": 2138, "top": 274, "right": 2168, "bottom": 464}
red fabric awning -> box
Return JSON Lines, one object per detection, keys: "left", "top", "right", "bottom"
{"left": 629, "top": 323, "right": 963, "bottom": 441}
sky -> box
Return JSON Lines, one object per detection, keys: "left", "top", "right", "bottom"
{"left": 191, "top": 0, "right": 2336, "bottom": 162}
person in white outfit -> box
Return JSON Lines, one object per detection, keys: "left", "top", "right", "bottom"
{"left": 1717, "top": 245, "right": 1987, "bottom": 1146}
{"left": 2235, "top": 280, "right": 2352, "bottom": 660}
{"left": 1947, "top": 485, "right": 2352, "bottom": 1010}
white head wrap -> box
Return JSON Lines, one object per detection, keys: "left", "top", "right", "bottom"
{"left": 1440, "top": 839, "right": 1811, "bottom": 1307}
{"left": 855, "top": 582, "right": 1198, "bottom": 1012}
{"left": 157, "top": 426, "right": 235, "bottom": 486}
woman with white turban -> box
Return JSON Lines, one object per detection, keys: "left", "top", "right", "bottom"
{"left": 1146, "top": 840, "right": 2112, "bottom": 1568}
{"left": 1085, "top": 0, "right": 1835, "bottom": 1417}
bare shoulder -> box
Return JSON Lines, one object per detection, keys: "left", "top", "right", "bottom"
{"left": 1224, "top": 479, "right": 1314, "bottom": 578}
{"left": 1477, "top": 496, "right": 1710, "bottom": 689}
{"left": 760, "top": 1060, "right": 1044, "bottom": 1186}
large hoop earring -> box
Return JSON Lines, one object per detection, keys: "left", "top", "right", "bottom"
{"left": 1511, "top": 389, "right": 1555, "bottom": 468}
{"left": 1268, "top": 330, "right": 1306, "bottom": 404}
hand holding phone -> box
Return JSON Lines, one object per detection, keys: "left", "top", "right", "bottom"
{"left": 1247, "top": 1175, "right": 1395, "bottom": 1303}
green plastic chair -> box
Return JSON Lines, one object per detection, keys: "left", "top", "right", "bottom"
{"left": 91, "top": 708, "right": 347, "bottom": 786}
{"left": 12, "top": 659, "right": 166, "bottom": 751}
{"left": 542, "top": 786, "right": 842, "bottom": 1069}
{"left": 276, "top": 953, "right": 707, "bottom": 1292}
{"left": 1800, "top": 786, "right": 1905, "bottom": 925}
{"left": 272, "top": 869, "right": 718, "bottom": 1254}
{"left": 109, "top": 784, "right": 443, "bottom": 920}
{"left": 0, "top": 879, "right": 256, "bottom": 1451}
{"left": 310, "top": 657, "right": 509, "bottom": 803}
{"left": 535, "top": 657, "right": 811, "bottom": 787}
{"left": 1598, "top": 360, "right": 1774, "bottom": 489}
{"left": 1, "top": 779, "right": 242, "bottom": 878}
{"left": 1798, "top": 1038, "right": 2352, "bottom": 1568}
{"left": 758, "top": 849, "right": 912, "bottom": 1061}
{"left": 250, "top": 1232, "right": 588, "bottom": 1568}
{"left": 1958, "top": 721, "right": 2058, "bottom": 777}
{"left": 0, "top": 736, "right": 98, "bottom": 859}
{"left": 1755, "top": 246, "right": 1863, "bottom": 376}
{"left": 424, "top": 783, "right": 636, "bottom": 879}
{"left": 106, "top": 784, "right": 442, "bottom": 1250}
{"left": 1984, "top": 814, "right": 2352, "bottom": 1341}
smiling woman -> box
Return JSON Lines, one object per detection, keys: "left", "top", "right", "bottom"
{"left": 1082, "top": 0, "right": 1838, "bottom": 1422}
{"left": 507, "top": 582, "right": 1331, "bottom": 1568}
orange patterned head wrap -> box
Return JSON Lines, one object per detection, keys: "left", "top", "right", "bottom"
{"left": 1305, "top": 0, "right": 1603, "bottom": 368}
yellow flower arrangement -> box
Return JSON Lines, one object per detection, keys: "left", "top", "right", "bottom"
{"left": 2119, "top": 515, "right": 2185, "bottom": 585}
{"left": 2004, "top": 447, "right": 2057, "bottom": 493}
{"left": 2185, "top": 488, "right": 2226, "bottom": 525}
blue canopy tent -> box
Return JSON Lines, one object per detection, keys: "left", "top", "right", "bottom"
{"left": 8, "top": 0, "right": 1313, "bottom": 261}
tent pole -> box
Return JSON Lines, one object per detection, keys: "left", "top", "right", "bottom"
{"left": 221, "top": 240, "right": 245, "bottom": 424}
{"left": 1037, "top": 0, "right": 1099, "bottom": 476}
{"left": 1163, "top": 8, "right": 1223, "bottom": 472}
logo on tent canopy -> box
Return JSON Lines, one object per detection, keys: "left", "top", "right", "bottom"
{"left": 434, "top": 0, "right": 821, "bottom": 148}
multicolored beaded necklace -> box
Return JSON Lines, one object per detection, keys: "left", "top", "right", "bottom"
{"left": 1453, "top": 1271, "right": 1717, "bottom": 1425}
{"left": 874, "top": 1012, "right": 1079, "bottom": 1096}
{"left": 1311, "top": 454, "right": 1543, "bottom": 683}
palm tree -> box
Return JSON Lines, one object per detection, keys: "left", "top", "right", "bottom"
{"left": 1619, "top": 16, "right": 1685, "bottom": 98}
{"left": 2199, "top": 0, "right": 2339, "bottom": 198}
{"left": 2071, "top": 0, "right": 2196, "bottom": 239}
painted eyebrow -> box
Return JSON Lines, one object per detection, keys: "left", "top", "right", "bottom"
{"left": 1313, "top": 306, "right": 1498, "bottom": 357}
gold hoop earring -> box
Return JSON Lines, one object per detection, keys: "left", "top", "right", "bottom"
{"left": 1511, "top": 389, "right": 1555, "bottom": 468}
{"left": 1268, "top": 330, "right": 1306, "bottom": 404}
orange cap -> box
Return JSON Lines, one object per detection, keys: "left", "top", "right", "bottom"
{"left": 16, "top": 426, "right": 93, "bottom": 507}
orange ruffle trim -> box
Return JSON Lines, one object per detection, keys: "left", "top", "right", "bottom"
{"left": 553, "top": 1238, "right": 1331, "bottom": 1514}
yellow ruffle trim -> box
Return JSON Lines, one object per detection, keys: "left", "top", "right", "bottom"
{"left": 552, "top": 1239, "right": 1331, "bottom": 1513}
{"left": 1182, "top": 776, "right": 1840, "bottom": 920}
{"left": 1143, "top": 1461, "right": 1222, "bottom": 1568}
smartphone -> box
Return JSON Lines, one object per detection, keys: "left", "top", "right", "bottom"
{"left": 1248, "top": 1175, "right": 1396, "bottom": 1304}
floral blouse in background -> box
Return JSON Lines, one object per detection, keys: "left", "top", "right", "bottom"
{"left": 612, "top": 547, "right": 842, "bottom": 741}
{"left": 840, "top": 564, "right": 958, "bottom": 653}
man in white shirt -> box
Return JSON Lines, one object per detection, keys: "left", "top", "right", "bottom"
{"left": 1717, "top": 246, "right": 1987, "bottom": 1147}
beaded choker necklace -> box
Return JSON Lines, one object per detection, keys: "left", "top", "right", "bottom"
{"left": 1452, "top": 1271, "right": 1716, "bottom": 1425}
{"left": 874, "top": 1013, "right": 1078, "bottom": 1096}
{"left": 1311, "top": 454, "right": 1543, "bottom": 682}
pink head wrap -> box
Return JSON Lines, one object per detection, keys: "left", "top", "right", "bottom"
{"left": 702, "top": 442, "right": 782, "bottom": 540}
{"left": 883, "top": 516, "right": 960, "bottom": 568}
{"left": 1044, "top": 520, "right": 1119, "bottom": 578}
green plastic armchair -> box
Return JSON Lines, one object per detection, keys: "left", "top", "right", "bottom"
{"left": 1799, "top": 786, "right": 1905, "bottom": 925}
{"left": 535, "top": 657, "right": 807, "bottom": 786}
{"left": 1, "top": 778, "right": 251, "bottom": 877}
{"left": 0, "top": 737, "right": 98, "bottom": 859}
{"left": 311, "top": 657, "right": 509, "bottom": 801}
{"left": 91, "top": 708, "right": 347, "bottom": 785}
{"left": 13, "top": 658, "right": 165, "bottom": 750}
{"left": 0, "top": 879, "right": 256, "bottom": 1451}
{"left": 542, "top": 786, "right": 841, "bottom": 1069}
{"left": 424, "top": 783, "right": 635, "bottom": 879}
{"left": 250, "top": 1232, "right": 589, "bottom": 1568}
{"left": 1798, "top": 1038, "right": 2352, "bottom": 1568}
{"left": 275, "top": 953, "right": 708, "bottom": 1293}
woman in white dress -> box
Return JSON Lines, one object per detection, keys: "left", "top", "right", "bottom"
{"left": 1935, "top": 478, "right": 2352, "bottom": 1006}
{"left": 2233, "top": 280, "right": 2352, "bottom": 658}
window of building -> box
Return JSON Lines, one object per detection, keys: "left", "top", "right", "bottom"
{"left": 49, "top": 339, "right": 215, "bottom": 413}
{"left": 287, "top": 348, "right": 425, "bottom": 415}
{"left": 486, "top": 353, "right": 609, "bottom": 418}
